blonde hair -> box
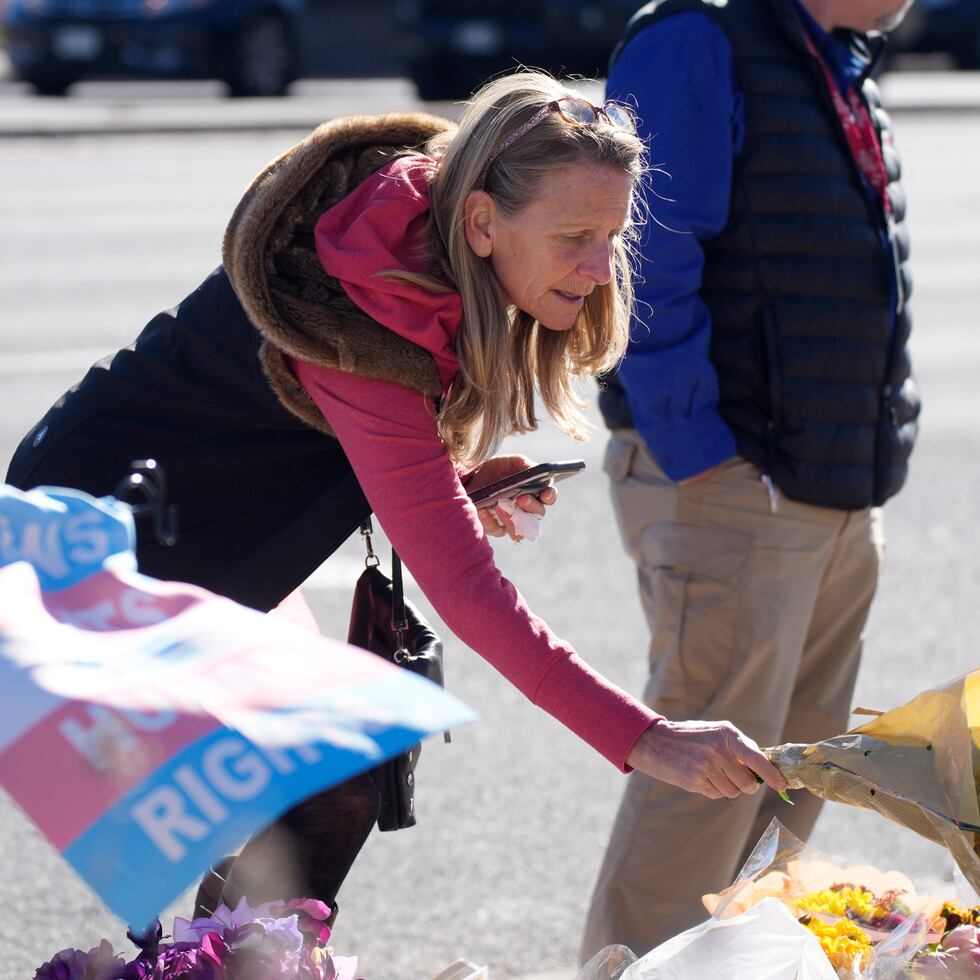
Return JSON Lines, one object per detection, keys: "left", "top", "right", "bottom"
{"left": 410, "top": 71, "right": 644, "bottom": 466}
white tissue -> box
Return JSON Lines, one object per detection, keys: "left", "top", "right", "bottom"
{"left": 495, "top": 497, "right": 542, "bottom": 542}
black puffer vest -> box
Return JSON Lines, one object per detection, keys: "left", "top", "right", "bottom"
{"left": 600, "top": 0, "right": 919, "bottom": 510}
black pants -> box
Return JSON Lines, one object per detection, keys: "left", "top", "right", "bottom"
{"left": 195, "top": 773, "right": 381, "bottom": 917}
{"left": 5, "top": 267, "right": 372, "bottom": 613}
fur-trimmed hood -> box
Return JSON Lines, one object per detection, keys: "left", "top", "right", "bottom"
{"left": 223, "top": 112, "right": 455, "bottom": 434}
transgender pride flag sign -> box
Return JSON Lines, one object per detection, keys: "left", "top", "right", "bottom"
{"left": 0, "top": 484, "right": 475, "bottom": 929}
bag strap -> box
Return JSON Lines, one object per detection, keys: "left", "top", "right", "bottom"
{"left": 360, "top": 518, "right": 409, "bottom": 661}
{"left": 390, "top": 548, "right": 409, "bottom": 656}
{"left": 359, "top": 518, "right": 451, "bottom": 745}
{"left": 359, "top": 518, "right": 380, "bottom": 568}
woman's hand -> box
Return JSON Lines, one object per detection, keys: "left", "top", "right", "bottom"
{"left": 626, "top": 719, "right": 788, "bottom": 799}
{"left": 465, "top": 454, "right": 558, "bottom": 541}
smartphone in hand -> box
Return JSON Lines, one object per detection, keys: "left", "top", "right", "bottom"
{"left": 467, "top": 460, "right": 586, "bottom": 510}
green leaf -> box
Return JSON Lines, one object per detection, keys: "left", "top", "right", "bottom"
{"left": 753, "top": 772, "right": 793, "bottom": 805}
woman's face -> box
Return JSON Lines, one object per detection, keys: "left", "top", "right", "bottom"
{"left": 465, "top": 161, "right": 633, "bottom": 332}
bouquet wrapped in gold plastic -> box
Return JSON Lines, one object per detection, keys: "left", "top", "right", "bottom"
{"left": 767, "top": 669, "right": 980, "bottom": 892}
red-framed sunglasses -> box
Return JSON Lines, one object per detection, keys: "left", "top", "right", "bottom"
{"left": 488, "top": 97, "right": 637, "bottom": 165}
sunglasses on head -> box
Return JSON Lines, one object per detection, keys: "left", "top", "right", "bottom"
{"left": 488, "top": 96, "right": 637, "bottom": 166}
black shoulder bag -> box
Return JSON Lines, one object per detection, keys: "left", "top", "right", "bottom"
{"left": 347, "top": 519, "right": 447, "bottom": 830}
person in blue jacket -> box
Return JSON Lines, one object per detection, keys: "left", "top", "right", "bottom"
{"left": 582, "top": 0, "right": 920, "bottom": 958}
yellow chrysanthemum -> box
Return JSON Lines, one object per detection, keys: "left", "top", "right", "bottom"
{"left": 799, "top": 915, "right": 873, "bottom": 972}
{"left": 793, "top": 887, "right": 883, "bottom": 975}
{"left": 794, "top": 886, "right": 887, "bottom": 923}
{"left": 941, "top": 901, "right": 980, "bottom": 927}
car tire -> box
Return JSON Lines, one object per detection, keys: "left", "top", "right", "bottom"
{"left": 24, "top": 72, "right": 76, "bottom": 96}
{"left": 409, "top": 59, "right": 488, "bottom": 102}
{"left": 965, "top": 28, "right": 980, "bottom": 69}
{"left": 224, "top": 10, "right": 297, "bottom": 97}
{"left": 410, "top": 60, "right": 457, "bottom": 102}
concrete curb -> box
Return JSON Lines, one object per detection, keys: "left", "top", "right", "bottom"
{"left": 0, "top": 92, "right": 462, "bottom": 138}
{"left": 0, "top": 70, "right": 459, "bottom": 138}
{"left": 0, "top": 70, "right": 979, "bottom": 138}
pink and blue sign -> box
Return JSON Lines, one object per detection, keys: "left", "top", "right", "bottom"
{"left": 0, "top": 484, "right": 475, "bottom": 928}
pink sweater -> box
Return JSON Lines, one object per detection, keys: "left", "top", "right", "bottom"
{"left": 291, "top": 157, "right": 661, "bottom": 770}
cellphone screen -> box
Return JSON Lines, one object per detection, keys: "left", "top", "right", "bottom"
{"left": 468, "top": 460, "right": 585, "bottom": 509}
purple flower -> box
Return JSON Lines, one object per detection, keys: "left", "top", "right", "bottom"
{"left": 278, "top": 900, "right": 334, "bottom": 947}
{"left": 912, "top": 926, "right": 980, "bottom": 978}
{"left": 35, "top": 948, "right": 90, "bottom": 980}
{"left": 173, "top": 897, "right": 335, "bottom": 953}
{"left": 251, "top": 915, "right": 304, "bottom": 958}
{"left": 117, "top": 959, "right": 152, "bottom": 980}
{"left": 293, "top": 948, "right": 358, "bottom": 980}
{"left": 151, "top": 942, "right": 226, "bottom": 980}
{"left": 35, "top": 940, "right": 125, "bottom": 980}
{"left": 221, "top": 919, "right": 303, "bottom": 980}
{"left": 172, "top": 898, "right": 259, "bottom": 946}
{"left": 294, "top": 951, "right": 321, "bottom": 980}
{"left": 36, "top": 896, "right": 358, "bottom": 980}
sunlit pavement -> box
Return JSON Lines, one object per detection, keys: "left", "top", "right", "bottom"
{"left": 2, "top": 68, "right": 980, "bottom": 980}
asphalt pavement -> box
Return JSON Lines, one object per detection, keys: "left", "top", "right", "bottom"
{"left": 2, "top": 72, "right": 980, "bottom": 980}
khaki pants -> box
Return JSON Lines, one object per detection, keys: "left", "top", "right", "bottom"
{"left": 580, "top": 431, "right": 884, "bottom": 960}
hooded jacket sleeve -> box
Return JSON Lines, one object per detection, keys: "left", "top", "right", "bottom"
{"left": 291, "top": 358, "right": 662, "bottom": 771}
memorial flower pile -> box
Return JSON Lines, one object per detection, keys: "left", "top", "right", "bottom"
{"left": 912, "top": 921, "right": 980, "bottom": 978}
{"left": 700, "top": 820, "right": 980, "bottom": 978}
{"left": 720, "top": 878, "right": 980, "bottom": 977}
{"left": 791, "top": 883, "right": 919, "bottom": 975}
{"left": 33, "top": 897, "right": 361, "bottom": 980}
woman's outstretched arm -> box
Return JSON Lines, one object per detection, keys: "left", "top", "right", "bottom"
{"left": 291, "top": 360, "right": 786, "bottom": 797}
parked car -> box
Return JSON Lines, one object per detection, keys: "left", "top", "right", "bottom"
{"left": 3, "top": 0, "right": 303, "bottom": 95}
{"left": 395, "top": 0, "right": 642, "bottom": 102}
{"left": 887, "top": 0, "right": 980, "bottom": 68}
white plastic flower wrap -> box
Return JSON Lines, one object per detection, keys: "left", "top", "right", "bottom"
{"left": 701, "top": 819, "right": 950, "bottom": 979}
{"left": 620, "top": 898, "right": 838, "bottom": 980}
{"left": 575, "top": 945, "right": 637, "bottom": 980}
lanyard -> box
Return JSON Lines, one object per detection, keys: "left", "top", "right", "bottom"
{"left": 804, "top": 33, "right": 905, "bottom": 314}
{"left": 804, "top": 34, "right": 892, "bottom": 216}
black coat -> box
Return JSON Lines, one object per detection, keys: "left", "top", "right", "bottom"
{"left": 7, "top": 112, "right": 454, "bottom": 611}
{"left": 6, "top": 267, "right": 370, "bottom": 612}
